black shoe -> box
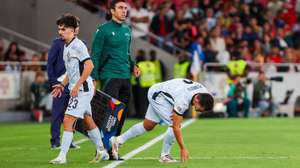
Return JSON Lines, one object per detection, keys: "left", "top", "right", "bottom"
{"left": 70, "top": 143, "right": 80, "bottom": 149}
{"left": 109, "top": 153, "right": 124, "bottom": 161}
{"left": 51, "top": 144, "right": 61, "bottom": 150}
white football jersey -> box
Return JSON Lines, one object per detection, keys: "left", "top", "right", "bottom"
{"left": 63, "top": 37, "right": 93, "bottom": 91}
{"left": 150, "top": 78, "right": 211, "bottom": 115}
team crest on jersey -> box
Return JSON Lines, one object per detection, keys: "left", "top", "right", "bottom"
{"left": 112, "top": 32, "right": 115, "bottom": 36}
{"left": 67, "top": 52, "right": 71, "bottom": 61}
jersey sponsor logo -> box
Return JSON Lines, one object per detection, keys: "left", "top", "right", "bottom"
{"left": 125, "top": 33, "right": 130, "bottom": 36}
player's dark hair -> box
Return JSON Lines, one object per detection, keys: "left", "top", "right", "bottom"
{"left": 198, "top": 93, "right": 214, "bottom": 111}
{"left": 56, "top": 14, "right": 78, "bottom": 29}
{"left": 110, "top": 0, "right": 127, "bottom": 9}
{"left": 62, "top": 13, "right": 80, "bottom": 26}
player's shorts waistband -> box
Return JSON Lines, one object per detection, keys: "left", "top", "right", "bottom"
{"left": 152, "top": 91, "right": 174, "bottom": 101}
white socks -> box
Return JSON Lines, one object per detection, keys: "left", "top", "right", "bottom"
{"left": 119, "top": 122, "right": 147, "bottom": 144}
{"left": 59, "top": 131, "right": 73, "bottom": 158}
{"left": 88, "top": 127, "right": 104, "bottom": 151}
{"left": 161, "top": 127, "right": 175, "bottom": 157}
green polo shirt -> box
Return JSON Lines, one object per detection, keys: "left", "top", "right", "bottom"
{"left": 91, "top": 20, "right": 135, "bottom": 80}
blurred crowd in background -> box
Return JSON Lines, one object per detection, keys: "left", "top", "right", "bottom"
{"left": 1, "top": 0, "right": 300, "bottom": 119}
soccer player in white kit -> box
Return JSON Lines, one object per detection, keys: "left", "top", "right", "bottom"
{"left": 110, "top": 78, "right": 214, "bottom": 163}
{"left": 49, "top": 14, "right": 108, "bottom": 164}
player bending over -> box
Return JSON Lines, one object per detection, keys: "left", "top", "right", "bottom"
{"left": 49, "top": 14, "right": 108, "bottom": 164}
{"left": 110, "top": 78, "right": 214, "bottom": 163}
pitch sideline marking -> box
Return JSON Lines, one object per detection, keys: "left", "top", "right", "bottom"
{"left": 129, "top": 156, "right": 289, "bottom": 160}
{"left": 73, "top": 137, "right": 89, "bottom": 145}
{"left": 103, "top": 119, "right": 196, "bottom": 168}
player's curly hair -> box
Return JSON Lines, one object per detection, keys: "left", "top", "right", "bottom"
{"left": 56, "top": 14, "right": 79, "bottom": 29}
{"left": 198, "top": 93, "right": 214, "bottom": 112}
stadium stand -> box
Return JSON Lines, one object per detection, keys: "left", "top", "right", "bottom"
{"left": 0, "top": 0, "right": 300, "bottom": 120}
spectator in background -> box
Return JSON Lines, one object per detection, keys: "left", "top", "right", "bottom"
{"left": 30, "top": 53, "right": 42, "bottom": 72}
{"left": 4, "top": 41, "right": 22, "bottom": 62}
{"left": 225, "top": 77, "right": 250, "bottom": 118}
{"left": 272, "top": 28, "right": 289, "bottom": 50}
{"left": 132, "top": 49, "right": 146, "bottom": 118}
{"left": 253, "top": 39, "right": 266, "bottom": 66}
{"left": 242, "top": 25, "right": 258, "bottom": 47}
{"left": 267, "top": 0, "right": 283, "bottom": 16}
{"left": 40, "top": 51, "right": 48, "bottom": 71}
{"left": 150, "top": 2, "right": 173, "bottom": 38}
{"left": 173, "top": 51, "right": 192, "bottom": 79}
{"left": 136, "top": 51, "right": 156, "bottom": 118}
{"left": 226, "top": 51, "right": 248, "bottom": 84}
{"left": 209, "top": 26, "right": 228, "bottom": 63}
{"left": 262, "top": 33, "right": 272, "bottom": 54}
{"left": 189, "top": 35, "right": 205, "bottom": 66}
{"left": 252, "top": 71, "right": 278, "bottom": 117}
{"left": 267, "top": 45, "right": 283, "bottom": 63}
{"left": 203, "top": 41, "right": 218, "bottom": 64}
{"left": 129, "top": 0, "right": 150, "bottom": 39}
{"left": 30, "top": 71, "right": 51, "bottom": 119}
{"left": 205, "top": 8, "right": 216, "bottom": 31}
{"left": 149, "top": 49, "right": 166, "bottom": 83}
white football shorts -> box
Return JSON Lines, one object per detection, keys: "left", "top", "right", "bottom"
{"left": 145, "top": 87, "right": 173, "bottom": 126}
{"left": 65, "top": 90, "right": 93, "bottom": 119}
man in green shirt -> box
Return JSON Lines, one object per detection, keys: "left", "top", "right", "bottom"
{"left": 91, "top": 0, "right": 140, "bottom": 159}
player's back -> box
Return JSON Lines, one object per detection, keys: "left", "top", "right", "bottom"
{"left": 150, "top": 78, "right": 210, "bottom": 104}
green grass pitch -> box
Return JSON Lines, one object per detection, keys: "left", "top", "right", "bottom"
{"left": 1, "top": 118, "right": 300, "bottom": 168}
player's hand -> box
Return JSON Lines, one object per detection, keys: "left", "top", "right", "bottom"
{"left": 133, "top": 65, "right": 140, "bottom": 77}
{"left": 180, "top": 148, "right": 189, "bottom": 163}
{"left": 51, "top": 84, "right": 64, "bottom": 98}
{"left": 71, "top": 85, "right": 80, "bottom": 97}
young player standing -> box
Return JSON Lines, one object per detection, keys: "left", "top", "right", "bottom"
{"left": 49, "top": 14, "right": 108, "bottom": 164}
{"left": 110, "top": 78, "right": 214, "bottom": 163}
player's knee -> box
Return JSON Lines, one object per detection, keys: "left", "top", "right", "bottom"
{"left": 63, "top": 115, "right": 75, "bottom": 131}
{"left": 83, "top": 114, "right": 97, "bottom": 130}
{"left": 143, "top": 120, "right": 156, "bottom": 131}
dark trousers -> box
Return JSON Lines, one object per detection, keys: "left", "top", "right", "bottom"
{"left": 135, "top": 87, "right": 149, "bottom": 118}
{"left": 101, "top": 78, "right": 131, "bottom": 136}
{"left": 50, "top": 89, "right": 70, "bottom": 146}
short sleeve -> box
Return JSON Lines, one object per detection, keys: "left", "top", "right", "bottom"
{"left": 76, "top": 42, "right": 90, "bottom": 62}
{"left": 173, "top": 100, "right": 189, "bottom": 116}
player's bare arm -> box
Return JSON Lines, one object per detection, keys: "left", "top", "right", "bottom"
{"left": 171, "top": 111, "right": 189, "bottom": 162}
{"left": 71, "top": 59, "right": 94, "bottom": 97}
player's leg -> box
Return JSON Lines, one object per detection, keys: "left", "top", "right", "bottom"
{"left": 110, "top": 104, "right": 159, "bottom": 159}
{"left": 117, "top": 118, "right": 157, "bottom": 144}
{"left": 83, "top": 114, "right": 109, "bottom": 162}
{"left": 160, "top": 127, "right": 177, "bottom": 163}
{"left": 49, "top": 114, "right": 77, "bottom": 164}
{"left": 50, "top": 91, "right": 69, "bottom": 148}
